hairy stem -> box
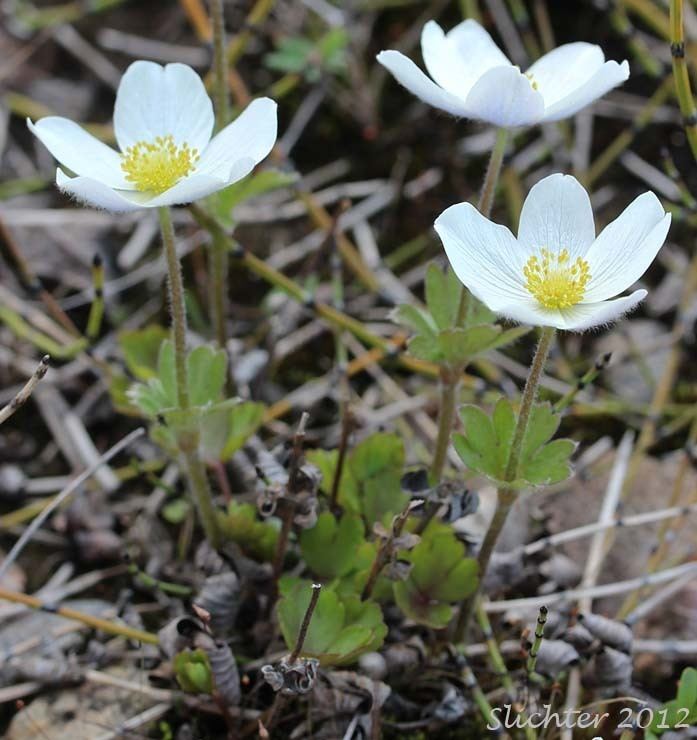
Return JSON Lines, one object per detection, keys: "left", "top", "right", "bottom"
{"left": 432, "top": 127, "right": 509, "bottom": 483}
{"left": 159, "top": 207, "right": 221, "bottom": 549}
{"left": 430, "top": 368, "right": 458, "bottom": 483}
{"left": 158, "top": 207, "right": 190, "bottom": 410}
{"left": 453, "top": 327, "right": 555, "bottom": 642}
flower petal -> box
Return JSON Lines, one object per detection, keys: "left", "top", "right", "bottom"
{"left": 196, "top": 98, "right": 277, "bottom": 181}
{"left": 376, "top": 50, "right": 470, "bottom": 116}
{"left": 517, "top": 174, "right": 595, "bottom": 258}
{"left": 583, "top": 192, "right": 670, "bottom": 302}
{"left": 526, "top": 43, "right": 605, "bottom": 109}
{"left": 540, "top": 60, "right": 629, "bottom": 122}
{"left": 421, "top": 20, "right": 508, "bottom": 99}
{"left": 114, "top": 61, "right": 214, "bottom": 153}
{"left": 56, "top": 168, "right": 149, "bottom": 212}
{"left": 28, "top": 117, "right": 128, "bottom": 188}
{"left": 464, "top": 65, "right": 545, "bottom": 127}
{"left": 435, "top": 202, "right": 529, "bottom": 311}
{"left": 147, "top": 170, "right": 242, "bottom": 208}
{"left": 497, "top": 289, "right": 646, "bottom": 331}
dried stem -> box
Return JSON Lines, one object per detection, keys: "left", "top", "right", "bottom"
{"left": 288, "top": 583, "right": 321, "bottom": 664}
{"left": 0, "top": 586, "right": 159, "bottom": 644}
{"left": 0, "top": 354, "right": 49, "bottom": 426}
{"left": 670, "top": 0, "right": 697, "bottom": 160}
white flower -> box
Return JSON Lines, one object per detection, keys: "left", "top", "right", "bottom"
{"left": 27, "top": 61, "right": 278, "bottom": 212}
{"left": 377, "top": 20, "right": 629, "bottom": 127}
{"left": 435, "top": 174, "right": 670, "bottom": 331}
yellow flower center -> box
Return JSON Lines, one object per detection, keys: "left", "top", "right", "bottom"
{"left": 120, "top": 135, "right": 199, "bottom": 193}
{"left": 523, "top": 248, "right": 591, "bottom": 309}
{"left": 525, "top": 71, "right": 539, "bottom": 91}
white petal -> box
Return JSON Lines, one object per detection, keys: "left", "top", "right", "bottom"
{"left": 497, "top": 290, "right": 646, "bottom": 331}
{"left": 435, "top": 202, "right": 529, "bottom": 311}
{"left": 447, "top": 19, "right": 510, "bottom": 69}
{"left": 517, "top": 173, "right": 595, "bottom": 258}
{"left": 583, "top": 192, "right": 670, "bottom": 302}
{"left": 526, "top": 43, "right": 604, "bottom": 109}
{"left": 541, "top": 60, "right": 629, "bottom": 122}
{"left": 196, "top": 98, "right": 277, "bottom": 181}
{"left": 56, "top": 168, "right": 149, "bottom": 212}
{"left": 147, "top": 172, "right": 234, "bottom": 207}
{"left": 28, "top": 117, "right": 128, "bottom": 188}
{"left": 464, "top": 66, "right": 545, "bottom": 127}
{"left": 376, "top": 50, "right": 470, "bottom": 116}
{"left": 114, "top": 61, "right": 214, "bottom": 153}
{"left": 421, "top": 20, "right": 508, "bottom": 99}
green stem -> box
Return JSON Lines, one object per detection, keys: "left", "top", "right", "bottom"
{"left": 453, "top": 327, "right": 555, "bottom": 642}
{"left": 158, "top": 207, "right": 190, "bottom": 410}
{"left": 430, "top": 368, "right": 459, "bottom": 483}
{"left": 433, "top": 128, "right": 509, "bottom": 482}
{"left": 670, "top": 0, "right": 697, "bottom": 161}
{"left": 209, "top": 0, "right": 229, "bottom": 132}
{"left": 158, "top": 207, "right": 221, "bottom": 549}
{"left": 182, "top": 447, "right": 222, "bottom": 550}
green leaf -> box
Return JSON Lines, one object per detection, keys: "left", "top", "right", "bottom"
{"left": 393, "top": 526, "right": 478, "bottom": 628}
{"left": 521, "top": 438, "right": 575, "bottom": 485}
{"left": 217, "top": 501, "right": 279, "bottom": 562}
{"left": 162, "top": 498, "right": 191, "bottom": 524}
{"left": 425, "top": 264, "right": 454, "bottom": 330}
{"left": 392, "top": 304, "right": 436, "bottom": 336}
{"left": 119, "top": 325, "right": 169, "bottom": 380}
{"left": 307, "top": 448, "right": 360, "bottom": 513}
{"left": 187, "top": 345, "right": 227, "bottom": 407}
{"left": 678, "top": 667, "right": 697, "bottom": 711}
{"left": 277, "top": 579, "right": 386, "bottom": 665}
{"left": 453, "top": 405, "right": 499, "bottom": 477}
{"left": 407, "top": 333, "right": 441, "bottom": 362}
{"left": 350, "top": 433, "right": 408, "bottom": 526}
{"left": 174, "top": 650, "right": 213, "bottom": 694}
{"left": 300, "top": 513, "right": 365, "bottom": 580}
{"left": 219, "top": 401, "right": 265, "bottom": 460}
{"left": 522, "top": 403, "right": 561, "bottom": 459}
{"left": 310, "top": 433, "right": 408, "bottom": 526}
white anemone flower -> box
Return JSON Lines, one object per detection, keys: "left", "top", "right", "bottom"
{"left": 377, "top": 20, "right": 629, "bottom": 127}
{"left": 27, "top": 60, "right": 278, "bottom": 212}
{"left": 435, "top": 174, "right": 671, "bottom": 331}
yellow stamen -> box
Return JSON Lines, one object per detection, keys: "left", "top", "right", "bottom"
{"left": 121, "top": 135, "right": 199, "bottom": 194}
{"left": 523, "top": 248, "right": 591, "bottom": 309}
{"left": 525, "top": 71, "right": 539, "bottom": 91}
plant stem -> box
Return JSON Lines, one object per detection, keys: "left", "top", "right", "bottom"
{"left": 431, "top": 127, "right": 509, "bottom": 483}
{"left": 289, "top": 583, "right": 321, "bottom": 663}
{"left": 0, "top": 585, "right": 159, "bottom": 644}
{"left": 158, "top": 206, "right": 221, "bottom": 549}
{"left": 453, "top": 326, "right": 555, "bottom": 642}
{"left": 158, "top": 207, "right": 190, "bottom": 410}
{"left": 430, "top": 368, "right": 458, "bottom": 483}
{"left": 670, "top": 0, "right": 697, "bottom": 161}
{"left": 182, "top": 447, "right": 222, "bottom": 549}
{"left": 209, "top": 0, "right": 229, "bottom": 132}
